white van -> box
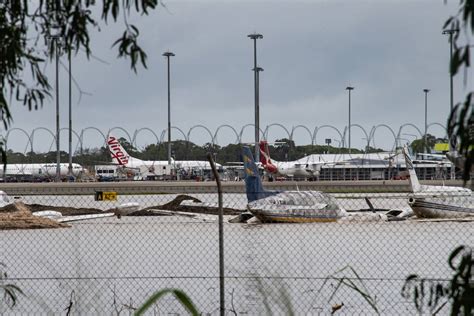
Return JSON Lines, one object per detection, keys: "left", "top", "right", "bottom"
{"left": 95, "top": 165, "right": 119, "bottom": 181}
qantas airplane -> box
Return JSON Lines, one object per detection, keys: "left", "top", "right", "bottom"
{"left": 107, "top": 134, "right": 221, "bottom": 178}
{"left": 0, "top": 162, "right": 85, "bottom": 180}
{"left": 258, "top": 140, "right": 336, "bottom": 179}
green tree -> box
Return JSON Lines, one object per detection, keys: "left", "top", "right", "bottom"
{"left": 0, "top": 0, "right": 159, "bottom": 164}
{"left": 444, "top": 0, "right": 474, "bottom": 183}
{"left": 117, "top": 137, "right": 140, "bottom": 157}
{"left": 410, "top": 134, "right": 449, "bottom": 154}
{"left": 410, "top": 134, "right": 434, "bottom": 154}
{"left": 215, "top": 143, "right": 242, "bottom": 164}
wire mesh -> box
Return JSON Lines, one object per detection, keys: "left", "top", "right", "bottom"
{"left": 0, "top": 182, "right": 472, "bottom": 315}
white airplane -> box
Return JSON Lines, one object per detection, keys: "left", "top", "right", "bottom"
{"left": 258, "top": 140, "right": 336, "bottom": 179}
{"left": 107, "top": 134, "right": 221, "bottom": 178}
{"left": 402, "top": 145, "right": 473, "bottom": 218}
{"left": 0, "top": 162, "right": 85, "bottom": 180}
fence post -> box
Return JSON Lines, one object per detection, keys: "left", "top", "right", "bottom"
{"left": 207, "top": 153, "right": 225, "bottom": 316}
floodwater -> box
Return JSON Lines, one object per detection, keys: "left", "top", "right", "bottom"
{"left": 1, "top": 193, "right": 473, "bottom": 315}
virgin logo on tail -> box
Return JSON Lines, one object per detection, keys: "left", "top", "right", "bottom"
{"left": 107, "top": 136, "right": 129, "bottom": 165}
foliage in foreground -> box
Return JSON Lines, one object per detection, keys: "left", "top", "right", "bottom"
{"left": 0, "top": 263, "right": 23, "bottom": 309}
{"left": 317, "top": 265, "right": 380, "bottom": 315}
{"left": 0, "top": 0, "right": 160, "bottom": 167}
{"left": 402, "top": 245, "right": 473, "bottom": 315}
{"left": 135, "top": 288, "right": 199, "bottom": 316}
{"left": 444, "top": 0, "right": 474, "bottom": 184}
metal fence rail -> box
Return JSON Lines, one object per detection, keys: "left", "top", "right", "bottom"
{"left": 0, "top": 182, "right": 472, "bottom": 314}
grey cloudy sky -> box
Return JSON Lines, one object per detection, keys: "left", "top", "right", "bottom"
{"left": 6, "top": 0, "right": 470, "bottom": 153}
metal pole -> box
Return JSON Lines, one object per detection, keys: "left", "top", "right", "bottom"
{"left": 255, "top": 67, "right": 263, "bottom": 157}
{"left": 68, "top": 49, "right": 73, "bottom": 179}
{"left": 449, "top": 34, "right": 453, "bottom": 113}
{"left": 248, "top": 33, "right": 263, "bottom": 162}
{"left": 207, "top": 153, "right": 225, "bottom": 316}
{"left": 163, "top": 52, "right": 175, "bottom": 166}
{"left": 423, "top": 89, "right": 429, "bottom": 153}
{"left": 346, "top": 86, "right": 354, "bottom": 154}
{"left": 55, "top": 38, "right": 61, "bottom": 182}
{"left": 167, "top": 57, "right": 171, "bottom": 166}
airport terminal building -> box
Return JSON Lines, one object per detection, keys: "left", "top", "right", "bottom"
{"left": 292, "top": 152, "right": 456, "bottom": 181}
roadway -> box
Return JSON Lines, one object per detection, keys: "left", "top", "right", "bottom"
{"left": 0, "top": 179, "right": 469, "bottom": 195}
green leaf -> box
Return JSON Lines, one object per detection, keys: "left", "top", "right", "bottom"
{"left": 134, "top": 288, "right": 199, "bottom": 316}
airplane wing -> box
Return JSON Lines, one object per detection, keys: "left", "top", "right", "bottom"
{"left": 33, "top": 210, "right": 115, "bottom": 222}
{"left": 57, "top": 213, "right": 115, "bottom": 222}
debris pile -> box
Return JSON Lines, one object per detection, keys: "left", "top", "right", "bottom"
{"left": 0, "top": 202, "right": 68, "bottom": 230}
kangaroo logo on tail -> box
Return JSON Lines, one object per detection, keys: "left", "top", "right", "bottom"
{"left": 259, "top": 140, "right": 278, "bottom": 174}
{"left": 107, "top": 135, "right": 130, "bottom": 166}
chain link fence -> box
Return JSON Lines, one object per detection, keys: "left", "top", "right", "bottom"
{"left": 0, "top": 181, "right": 472, "bottom": 315}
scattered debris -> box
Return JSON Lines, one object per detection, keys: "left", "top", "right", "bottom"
{"left": 0, "top": 195, "right": 245, "bottom": 229}
{"left": 0, "top": 202, "right": 69, "bottom": 230}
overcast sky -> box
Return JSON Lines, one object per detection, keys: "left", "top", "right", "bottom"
{"left": 5, "top": 0, "right": 471, "bottom": 154}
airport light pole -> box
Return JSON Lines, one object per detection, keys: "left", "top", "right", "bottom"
{"left": 68, "top": 48, "right": 73, "bottom": 179}
{"left": 49, "top": 24, "right": 62, "bottom": 182}
{"left": 55, "top": 38, "right": 61, "bottom": 182}
{"left": 346, "top": 86, "right": 354, "bottom": 154}
{"left": 248, "top": 33, "right": 263, "bottom": 162}
{"left": 423, "top": 89, "right": 430, "bottom": 154}
{"left": 254, "top": 66, "right": 263, "bottom": 157}
{"left": 163, "top": 51, "right": 175, "bottom": 166}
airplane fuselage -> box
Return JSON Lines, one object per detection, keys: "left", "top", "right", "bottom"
{"left": 266, "top": 161, "right": 317, "bottom": 178}
{"left": 407, "top": 186, "right": 473, "bottom": 218}
{"left": 0, "top": 163, "right": 84, "bottom": 179}
{"left": 408, "top": 194, "right": 473, "bottom": 218}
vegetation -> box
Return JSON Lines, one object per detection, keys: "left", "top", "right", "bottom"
{"left": 402, "top": 245, "right": 473, "bottom": 315}
{"left": 444, "top": 0, "right": 474, "bottom": 183}
{"left": 409, "top": 134, "right": 448, "bottom": 154}
{"left": 4, "top": 137, "right": 386, "bottom": 167}
{"left": 317, "top": 265, "right": 379, "bottom": 315}
{"left": 135, "top": 288, "right": 199, "bottom": 316}
{"left": 0, "top": 263, "right": 23, "bottom": 309}
{"left": 0, "top": 0, "right": 160, "bottom": 166}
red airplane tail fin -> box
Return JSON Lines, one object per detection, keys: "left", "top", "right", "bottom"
{"left": 259, "top": 140, "right": 278, "bottom": 174}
